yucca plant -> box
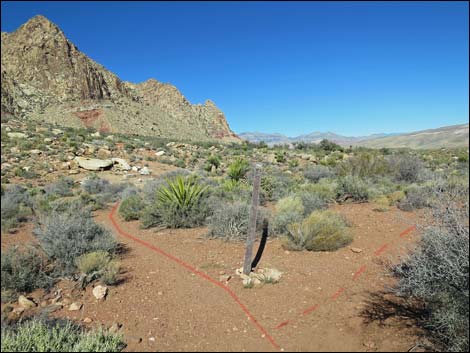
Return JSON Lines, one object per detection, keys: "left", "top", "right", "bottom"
{"left": 228, "top": 158, "right": 250, "bottom": 181}
{"left": 157, "top": 175, "right": 208, "bottom": 209}
{"left": 142, "top": 175, "right": 209, "bottom": 229}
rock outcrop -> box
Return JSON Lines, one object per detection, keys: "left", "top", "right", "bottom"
{"left": 1, "top": 15, "right": 240, "bottom": 143}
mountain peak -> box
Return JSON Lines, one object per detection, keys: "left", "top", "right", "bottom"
{"left": 18, "top": 14, "right": 63, "bottom": 36}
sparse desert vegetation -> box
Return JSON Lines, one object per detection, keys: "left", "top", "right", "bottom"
{"left": 1, "top": 6, "right": 468, "bottom": 352}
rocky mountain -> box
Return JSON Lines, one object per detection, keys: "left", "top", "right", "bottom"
{"left": 355, "top": 124, "right": 469, "bottom": 149}
{"left": 1, "top": 15, "right": 239, "bottom": 142}
{"left": 239, "top": 131, "right": 398, "bottom": 147}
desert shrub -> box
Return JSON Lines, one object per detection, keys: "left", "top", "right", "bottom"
{"left": 1, "top": 246, "right": 52, "bottom": 293}
{"left": 298, "top": 192, "right": 328, "bottom": 215}
{"left": 227, "top": 158, "right": 250, "bottom": 181}
{"left": 1, "top": 185, "right": 32, "bottom": 232}
{"left": 81, "top": 176, "right": 109, "bottom": 194}
{"left": 44, "top": 177, "right": 74, "bottom": 197}
{"left": 319, "top": 139, "right": 343, "bottom": 152}
{"left": 207, "top": 200, "right": 250, "bottom": 240}
{"left": 34, "top": 205, "right": 117, "bottom": 275}
{"left": 303, "top": 165, "right": 335, "bottom": 183}
{"left": 393, "top": 184, "right": 469, "bottom": 351}
{"left": 389, "top": 154, "right": 425, "bottom": 183}
{"left": 273, "top": 196, "right": 305, "bottom": 235}
{"left": 336, "top": 176, "right": 370, "bottom": 202}
{"left": 0, "top": 318, "right": 125, "bottom": 352}
{"left": 387, "top": 190, "right": 406, "bottom": 205}
{"left": 299, "top": 178, "right": 337, "bottom": 203}
{"left": 118, "top": 194, "right": 145, "bottom": 221}
{"left": 284, "top": 210, "right": 352, "bottom": 251}
{"left": 204, "top": 154, "right": 221, "bottom": 172}
{"left": 336, "top": 152, "right": 389, "bottom": 178}
{"left": 100, "top": 260, "right": 121, "bottom": 285}
{"left": 75, "top": 251, "right": 120, "bottom": 285}
{"left": 75, "top": 251, "right": 110, "bottom": 275}
{"left": 141, "top": 175, "right": 208, "bottom": 228}
{"left": 397, "top": 186, "right": 430, "bottom": 211}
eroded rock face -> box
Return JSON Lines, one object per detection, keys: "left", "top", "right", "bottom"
{"left": 1, "top": 15, "right": 240, "bottom": 143}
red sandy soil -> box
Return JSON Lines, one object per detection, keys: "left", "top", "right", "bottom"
{"left": 1, "top": 203, "right": 427, "bottom": 352}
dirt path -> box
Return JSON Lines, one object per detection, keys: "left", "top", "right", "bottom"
{"left": 2, "top": 203, "right": 426, "bottom": 351}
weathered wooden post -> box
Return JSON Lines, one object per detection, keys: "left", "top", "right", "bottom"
{"left": 243, "top": 163, "right": 262, "bottom": 275}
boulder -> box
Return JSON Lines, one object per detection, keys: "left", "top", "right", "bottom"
{"left": 18, "top": 295, "right": 37, "bottom": 309}
{"left": 112, "top": 158, "right": 131, "bottom": 171}
{"left": 7, "top": 132, "right": 27, "bottom": 139}
{"left": 155, "top": 150, "right": 165, "bottom": 157}
{"left": 75, "top": 157, "right": 113, "bottom": 171}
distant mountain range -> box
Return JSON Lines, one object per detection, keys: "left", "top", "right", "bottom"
{"left": 240, "top": 123, "right": 469, "bottom": 149}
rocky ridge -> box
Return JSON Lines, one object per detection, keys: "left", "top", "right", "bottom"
{"left": 1, "top": 15, "right": 239, "bottom": 142}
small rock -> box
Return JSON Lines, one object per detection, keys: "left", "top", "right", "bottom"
{"left": 68, "top": 302, "right": 82, "bottom": 311}
{"left": 148, "top": 337, "right": 156, "bottom": 342}
{"left": 351, "top": 247, "right": 363, "bottom": 253}
{"left": 92, "top": 285, "right": 108, "bottom": 300}
{"left": 219, "top": 275, "right": 231, "bottom": 283}
{"left": 30, "top": 149, "right": 42, "bottom": 155}
{"left": 42, "top": 304, "right": 63, "bottom": 313}
{"left": 112, "top": 158, "right": 131, "bottom": 171}
{"left": 83, "top": 317, "right": 93, "bottom": 324}
{"left": 139, "top": 166, "right": 151, "bottom": 175}
{"left": 155, "top": 150, "right": 165, "bottom": 157}
{"left": 69, "top": 169, "right": 80, "bottom": 174}
{"left": 131, "top": 166, "right": 140, "bottom": 172}
{"left": 363, "top": 340, "right": 376, "bottom": 349}
{"left": 18, "top": 295, "right": 36, "bottom": 309}
{"left": 108, "top": 322, "right": 122, "bottom": 334}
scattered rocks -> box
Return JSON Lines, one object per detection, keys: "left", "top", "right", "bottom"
{"left": 75, "top": 157, "right": 113, "bottom": 171}
{"left": 18, "top": 295, "right": 36, "bottom": 309}
{"left": 92, "top": 285, "right": 108, "bottom": 300}
{"left": 68, "top": 302, "right": 82, "bottom": 311}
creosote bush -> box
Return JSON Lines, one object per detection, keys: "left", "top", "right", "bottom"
{"left": 283, "top": 210, "right": 352, "bottom": 251}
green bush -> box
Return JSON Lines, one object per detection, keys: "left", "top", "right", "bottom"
{"left": 100, "top": 260, "right": 121, "bottom": 285}
{"left": 284, "top": 210, "right": 352, "bottom": 251}
{"left": 1, "top": 246, "right": 52, "bottom": 293}
{"left": 336, "top": 176, "right": 370, "bottom": 202}
{"left": 34, "top": 205, "right": 117, "bottom": 276}
{"left": 1, "top": 319, "right": 126, "bottom": 352}
{"left": 227, "top": 158, "right": 250, "bottom": 181}
{"left": 273, "top": 196, "right": 304, "bottom": 235}
{"left": 141, "top": 175, "right": 208, "bottom": 228}
{"left": 75, "top": 251, "right": 110, "bottom": 275}
{"left": 118, "top": 194, "right": 145, "bottom": 221}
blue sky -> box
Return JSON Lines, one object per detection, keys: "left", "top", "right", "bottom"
{"left": 1, "top": 1, "right": 468, "bottom": 136}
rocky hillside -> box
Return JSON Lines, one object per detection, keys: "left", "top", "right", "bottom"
{"left": 356, "top": 124, "right": 469, "bottom": 149}
{"left": 1, "top": 15, "right": 239, "bottom": 142}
